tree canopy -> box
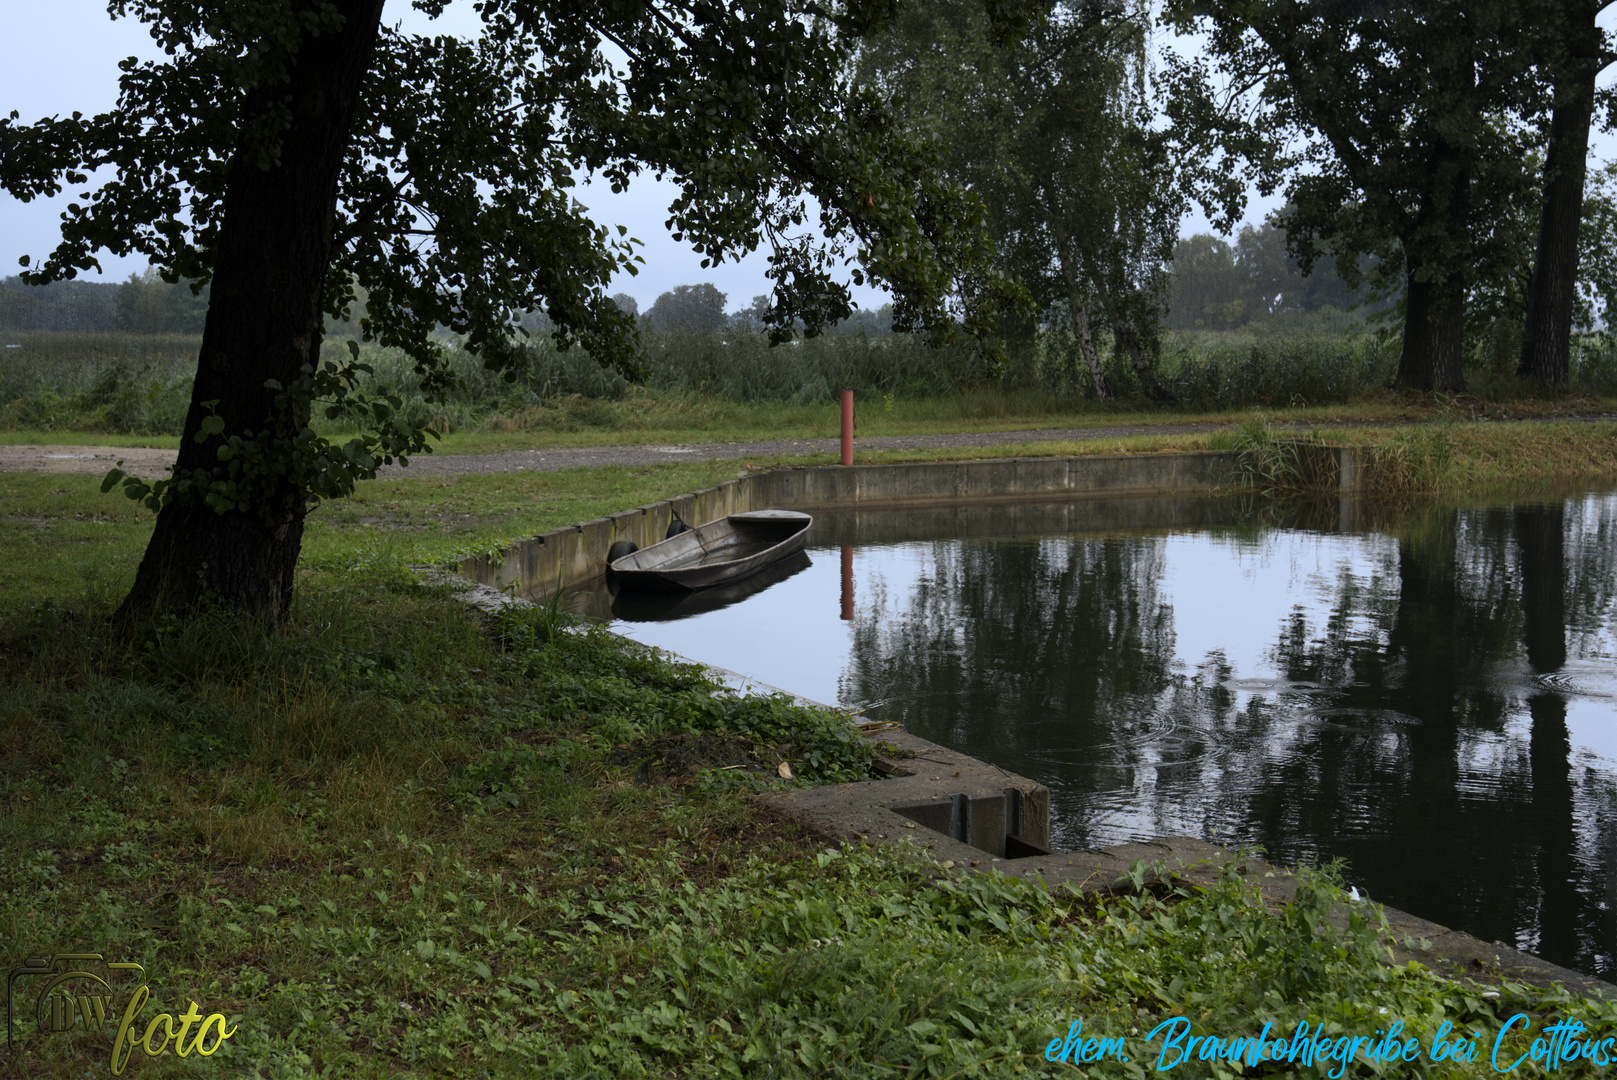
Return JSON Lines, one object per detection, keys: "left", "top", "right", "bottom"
{"left": 859, "top": 0, "right": 1183, "bottom": 399}
{"left": 644, "top": 284, "right": 729, "bottom": 334}
{"left": 1166, "top": 0, "right": 1556, "bottom": 391}
{"left": 1, "top": 0, "right": 1014, "bottom": 622}
{"left": 1167, "top": 224, "right": 1364, "bottom": 332}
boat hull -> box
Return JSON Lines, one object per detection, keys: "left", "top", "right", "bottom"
{"left": 608, "top": 510, "right": 812, "bottom": 591}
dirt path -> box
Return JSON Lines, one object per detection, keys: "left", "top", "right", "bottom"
{"left": 0, "top": 425, "right": 1227, "bottom": 478}
{"left": 4, "top": 415, "right": 1610, "bottom": 478}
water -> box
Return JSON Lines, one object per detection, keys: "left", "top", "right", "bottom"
{"left": 577, "top": 492, "right": 1617, "bottom": 980}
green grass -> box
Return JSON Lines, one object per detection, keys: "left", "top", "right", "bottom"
{"left": 1, "top": 461, "right": 761, "bottom": 613}
{"left": 8, "top": 423, "right": 1617, "bottom": 1076}
{"left": 10, "top": 417, "right": 1617, "bottom": 615}
{"left": 4, "top": 577, "right": 1615, "bottom": 1078}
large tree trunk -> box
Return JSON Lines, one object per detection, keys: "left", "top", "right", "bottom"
{"left": 1520, "top": 4, "right": 1603, "bottom": 386}
{"left": 1396, "top": 265, "right": 1467, "bottom": 392}
{"left": 1052, "top": 235, "right": 1111, "bottom": 399}
{"left": 116, "top": 0, "right": 386, "bottom": 625}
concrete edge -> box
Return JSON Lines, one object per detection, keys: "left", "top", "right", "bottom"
{"left": 455, "top": 450, "right": 1284, "bottom": 599}
{"left": 761, "top": 773, "right": 1617, "bottom": 998}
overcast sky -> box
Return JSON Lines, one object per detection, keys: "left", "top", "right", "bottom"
{"left": 4, "top": 1, "right": 1614, "bottom": 313}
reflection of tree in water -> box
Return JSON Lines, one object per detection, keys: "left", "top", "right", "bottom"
{"left": 842, "top": 495, "right": 1617, "bottom": 978}
{"left": 1249, "top": 499, "right": 1617, "bottom": 978}
{"left": 841, "top": 536, "right": 1183, "bottom": 848}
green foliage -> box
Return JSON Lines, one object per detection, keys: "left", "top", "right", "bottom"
{"left": 1572, "top": 161, "right": 1617, "bottom": 335}
{"left": 1167, "top": 226, "right": 1371, "bottom": 333}
{"left": 639, "top": 330, "right": 987, "bottom": 403}
{"left": 1160, "top": 335, "right": 1394, "bottom": 410}
{"left": 644, "top": 285, "right": 729, "bottom": 334}
{"left": 490, "top": 609, "right": 879, "bottom": 786}
{"left": 0, "top": 275, "right": 120, "bottom": 333}
{"left": 100, "top": 351, "right": 434, "bottom": 515}
{"left": 114, "top": 266, "right": 209, "bottom": 334}
{"left": 3, "top": 0, "right": 1016, "bottom": 513}
{"left": 1220, "top": 415, "right": 1309, "bottom": 497}
{"left": 1362, "top": 425, "right": 1461, "bottom": 500}
{"left": 859, "top": 0, "right": 1176, "bottom": 400}
{"left": 1166, "top": 0, "right": 1553, "bottom": 389}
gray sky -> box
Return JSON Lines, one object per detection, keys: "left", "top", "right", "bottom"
{"left": 4, "top": 1, "right": 1613, "bottom": 312}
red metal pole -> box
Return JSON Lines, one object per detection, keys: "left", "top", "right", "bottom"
{"left": 840, "top": 545, "right": 854, "bottom": 620}
{"left": 839, "top": 388, "right": 853, "bottom": 466}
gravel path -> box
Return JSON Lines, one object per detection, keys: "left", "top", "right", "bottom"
{"left": 4, "top": 415, "right": 1610, "bottom": 478}
{"left": 0, "top": 424, "right": 1230, "bottom": 479}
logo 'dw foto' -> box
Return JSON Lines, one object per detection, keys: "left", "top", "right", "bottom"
{"left": 8, "top": 952, "right": 238, "bottom": 1075}
{"left": 7, "top": 953, "right": 143, "bottom": 1045}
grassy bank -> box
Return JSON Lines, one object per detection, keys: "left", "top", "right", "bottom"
{"left": 1219, "top": 417, "right": 1617, "bottom": 499}
{"left": 7, "top": 423, "right": 1617, "bottom": 1076}
{"left": 7, "top": 418, "right": 1617, "bottom": 613}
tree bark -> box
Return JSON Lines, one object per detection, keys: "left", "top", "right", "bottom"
{"left": 1396, "top": 264, "right": 1467, "bottom": 393}
{"left": 116, "top": 0, "right": 387, "bottom": 625}
{"left": 1052, "top": 236, "right": 1111, "bottom": 399}
{"left": 1520, "top": 4, "right": 1603, "bottom": 386}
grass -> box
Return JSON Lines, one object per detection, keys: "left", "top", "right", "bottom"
{"left": 1206, "top": 417, "right": 1617, "bottom": 500}
{"left": 10, "top": 416, "right": 1617, "bottom": 614}
{"left": 1, "top": 461, "right": 760, "bottom": 614}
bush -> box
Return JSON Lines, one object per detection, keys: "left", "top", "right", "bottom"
{"left": 0, "top": 333, "right": 198, "bottom": 434}
{"left": 636, "top": 329, "right": 988, "bottom": 403}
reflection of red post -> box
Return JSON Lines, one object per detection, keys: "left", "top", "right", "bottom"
{"left": 840, "top": 545, "right": 854, "bottom": 621}
{"left": 839, "top": 388, "right": 854, "bottom": 466}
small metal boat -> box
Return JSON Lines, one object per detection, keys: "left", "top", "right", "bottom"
{"left": 611, "top": 549, "right": 813, "bottom": 620}
{"left": 608, "top": 510, "right": 813, "bottom": 591}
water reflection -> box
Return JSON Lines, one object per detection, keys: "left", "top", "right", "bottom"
{"left": 607, "top": 491, "right": 1617, "bottom": 979}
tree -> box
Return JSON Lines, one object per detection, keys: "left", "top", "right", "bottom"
{"left": 0, "top": 275, "right": 119, "bottom": 333}
{"left": 116, "top": 267, "right": 210, "bottom": 334}
{"left": 1168, "top": 0, "right": 1549, "bottom": 392}
{"left": 643, "top": 284, "right": 728, "bottom": 333}
{"left": 2, "top": 0, "right": 1011, "bottom": 624}
{"left": 1166, "top": 226, "right": 1364, "bottom": 331}
{"left": 1165, "top": 235, "right": 1244, "bottom": 330}
{"left": 727, "top": 294, "right": 774, "bottom": 334}
{"left": 1519, "top": 0, "right": 1615, "bottom": 384}
{"left": 860, "top": 0, "right": 1184, "bottom": 400}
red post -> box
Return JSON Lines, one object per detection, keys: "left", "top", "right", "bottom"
{"left": 839, "top": 388, "right": 854, "bottom": 466}
{"left": 840, "top": 545, "right": 854, "bottom": 620}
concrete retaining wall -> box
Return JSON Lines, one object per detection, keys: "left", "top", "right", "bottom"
{"left": 459, "top": 445, "right": 1361, "bottom": 597}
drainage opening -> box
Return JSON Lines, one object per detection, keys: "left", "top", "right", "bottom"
{"left": 891, "top": 789, "right": 1050, "bottom": 859}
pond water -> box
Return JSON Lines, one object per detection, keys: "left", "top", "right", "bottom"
{"left": 578, "top": 491, "right": 1617, "bottom": 980}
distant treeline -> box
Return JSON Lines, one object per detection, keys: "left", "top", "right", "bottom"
{"left": 0, "top": 270, "right": 208, "bottom": 335}
{"left": 6, "top": 232, "right": 1361, "bottom": 340}
{"left": 1166, "top": 225, "right": 1373, "bottom": 332}
{"left": 625, "top": 233, "right": 1374, "bottom": 339}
